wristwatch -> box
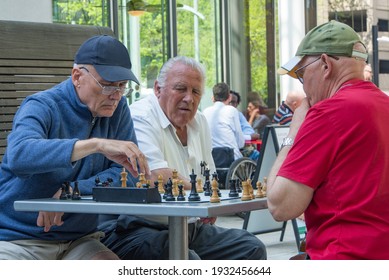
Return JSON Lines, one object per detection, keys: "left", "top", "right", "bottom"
{"left": 280, "top": 137, "right": 294, "bottom": 150}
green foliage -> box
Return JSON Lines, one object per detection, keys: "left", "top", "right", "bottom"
{"left": 247, "top": 0, "right": 268, "bottom": 101}
{"left": 53, "top": 0, "right": 108, "bottom": 26}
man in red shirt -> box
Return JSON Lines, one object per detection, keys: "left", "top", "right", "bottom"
{"left": 267, "top": 20, "right": 389, "bottom": 259}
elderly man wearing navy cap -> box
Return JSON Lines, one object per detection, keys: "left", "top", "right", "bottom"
{"left": 0, "top": 35, "right": 149, "bottom": 259}
{"left": 267, "top": 21, "right": 389, "bottom": 259}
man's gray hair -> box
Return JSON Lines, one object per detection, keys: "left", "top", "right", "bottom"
{"left": 156, "top": 56, "right": 206, "bottom": 91}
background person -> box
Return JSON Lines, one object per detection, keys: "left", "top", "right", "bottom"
{"left": 230, "top": 90, "right": 260, "bottom": 160}
{"left": 364, "top": 63, "right": 373, "bottom": 81}
{"left": 273, "top": 90, "right": 306, "bottom": 125}
{"left": 247, "top": 100, "right": 271, "bottom": 139}
{"left": 203, "top": 82, "right": 245, "bottom": 160}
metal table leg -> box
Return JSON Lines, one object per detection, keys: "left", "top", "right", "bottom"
{"left": 168, "top": 216, "right": 188, "bottom": 260}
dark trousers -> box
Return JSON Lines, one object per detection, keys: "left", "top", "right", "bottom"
{"left": 98, "top": 215, "right": 267, "bottom": 260}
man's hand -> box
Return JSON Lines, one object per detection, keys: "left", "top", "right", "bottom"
{"left": 36, "top": 188, "right": 64, "bottom": 232}
{"left": 37, "top": 211, "right": 64, "bottom": 232}
{"left": 98, "top": 139, "right": 150, "bottom": 178}
{"left": 72, "top": 139, "right": 150, "bottom": 178}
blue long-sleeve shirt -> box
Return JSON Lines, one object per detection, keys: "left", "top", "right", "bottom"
{"left": 0, "top": 78, "right": 138, "bottom": 241}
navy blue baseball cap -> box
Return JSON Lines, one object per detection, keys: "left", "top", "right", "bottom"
{"left": 75, "top": 35, "right": 139, "bottom": 84}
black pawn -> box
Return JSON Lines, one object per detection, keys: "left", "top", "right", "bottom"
{"left": 177, "top": 184, "right": 186, "bottom": 201}
{"left": 72, "top": 181, "right": 81, "bottom": 200}
{"left": 95, "top": 176, "right": 102, "bottom": 187}
{"left": 228, "top": 179, "right": 239, "bottom": 198}
{"left": 188, "top": 169, "right": 200, "bottom": 201}
{"left": 106, "top": 177, "right": 113, "bottom": 187}
{"left": 59, "top": 183, "right": 68, "bottom": 200}
{"left": 236, "top": 179, "right": 242, "bottom": 193}
{"left": 65, "top": 181, "right": 72, "bottom": 199}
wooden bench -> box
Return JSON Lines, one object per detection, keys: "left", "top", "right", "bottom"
{"left": 0, "top": 20, "right": 114, "bottom": 163}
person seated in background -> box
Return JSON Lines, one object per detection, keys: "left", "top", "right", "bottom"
{"left": 99, "top": 56, "right": 267, "bottom": 260}
{"left": 0, "top": 35, "right": 148, "bottom": 260}
{"left": 267, "top": 20, "right": 389, "bottom": 259}
{"left": 364, "top": 63, "right": 373, "bottom": 81}
{"left": 230, "top": 90, "right": 260, "bottom": 160}
{"left": 247, "top": 99, "right": 271, "bottom": 139}
{"left": 203, "top": 82, "right": 245, "bottom": 160}
{"left": 273, "top": 90, "right": 306, "bottom": 125}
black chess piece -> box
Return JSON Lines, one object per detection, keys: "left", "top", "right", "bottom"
{"left": 106, "top": 177, "right": 113, "bottom": 187}
{"left": 200, "top": 161, "right": 207, "bottom": 176}
{"left": 177, "top": 183, "right": 186, "bottom": 201}
{"left": 154, "top": 180, "right": 159, "bottom": 189}
{"left": 228, "top": 179, "right": 239, "bottom": 198}
{"left": 236, "top": 179, "right": 242, "bottom": 193}
{"left": 59, "top": 183, "right": 68, "bottom": 200}
{"left": 64, "top": 181, "right": 72, "bottom": 199}
{"left": 95, "top": 176, "right": 103, "bottom": 187}
{"left": 163, "top": 183, "right": 168, "bottom": 199}
{"left": 203, "top": 168, "right": 211, "bottom": 196}
{"left": 72, "top": 181, "right": 81, "bottom": 200}
{"left": 165, "top": 178, "right": 175, "bottom": 201}
{"left": 188, "top": 169, "right": 200, "bottom": 201}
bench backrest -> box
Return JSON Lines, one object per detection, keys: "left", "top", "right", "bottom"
{"left": 0, "top": 20, "right": 114, "bottom": 163}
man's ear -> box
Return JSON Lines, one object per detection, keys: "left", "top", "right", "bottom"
{"left": 154, "top": 81, "right": 161, "bottom": 97}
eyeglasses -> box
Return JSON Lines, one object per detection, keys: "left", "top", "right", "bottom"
{"left": 294, "top": 55, "right": 339, "bottom": 84}
{"left": 79, "top": 67, "right": 133, "bottom": 96}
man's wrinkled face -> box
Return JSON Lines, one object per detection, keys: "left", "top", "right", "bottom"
{"left": 155, "top": 63, "right": 203, "bottom": 130}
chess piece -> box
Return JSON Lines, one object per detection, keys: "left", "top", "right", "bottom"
{"left": 262, "top": 177, "right": 268, "bottom": 197}
{"left": 95, "top": 176, "right": 103, "bottom": 187}
{"left": 59, "top": 183, "right": 68, "bottom": 200}
{"left": 172, "top": 178, "right": 179, "bottom": 197}
{"left": 177, "top": 183, "right": 186, "bottom": 201}
{"left": 203, "top": 168, "right": 211, "bottom": 196}
{"left": 255, "top": 181, "right": 264, "bottom": 198}
{"left": 163, "top": 183, "right": 168, "bottom": 200}
{"left": 106, "top": 177, "right": 113, "bottom": 187}
{"left": 210, "top": 178, "right": 221, "bottom": 203}
{"left": 212, "top": 172, "right": 222, "bottom": 197}
{"left": 120, "top": 167, "right": 127, "bottom": 187}
{"left": 236, "top": 179, "right": 242, "bottom": 193}
{"left": 228, "top": 179, "right": 239, "bottom": 198}
{"left": 64, "top": 181, "right": 72, "bottom": 199}
{"left": 188, "top": 169, "right": 200, "bottom": 201}
{"left": 165, "top": 178, "right": 175, "bottom": 201}
{"left": 200, "top": 161, "right": 207, "bottom": 176}
{"left": 241, "top": 180, "right": 252, "bottom": 201}
{"left": 72, "top": 181, "right": 81, "bottom": 200}
{"left": 172, "top": 169, "right": 178, "bottom": 180}
{"left": 157, "top": 174, "right": 164, "bottom": 193}
{"left": 196, "top": 178, "right": 203, "bottom": 193}
{"left": 139, "top": 173, "right": 146, "bottom": 185}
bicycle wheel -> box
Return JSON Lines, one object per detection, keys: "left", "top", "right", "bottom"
{"left": 225, "top": 157, "right": 256, "bottom": 188}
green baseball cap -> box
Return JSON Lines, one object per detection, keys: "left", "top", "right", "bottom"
{"left": 278, "top": 20, "right": 368, "bottom": 78}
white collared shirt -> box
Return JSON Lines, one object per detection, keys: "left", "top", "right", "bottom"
{"left": 202, "top": 101, "right": 245, "bottom": 159}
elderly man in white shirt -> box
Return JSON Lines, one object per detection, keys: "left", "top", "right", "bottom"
{"left": 98, "top": 56, "right": 267, "bottom": 260}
